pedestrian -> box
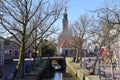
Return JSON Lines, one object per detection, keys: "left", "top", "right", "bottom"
{"left": 84, "top": 62, "right": 88, "bottom": 70}
{"left": 113, "top": 61, "right": 117, "bottom": 70}
{"left": 88, "top": 57, "right": 91, "bottom": 63}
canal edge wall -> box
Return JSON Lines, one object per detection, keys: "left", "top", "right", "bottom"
{"left": 35, "top": 60, "right": 50, "bottom": 80}
{"left": 17, "top": 60, "right": 50, "bottom": 80}
{"left": 66, "top": 57, "right": 105, "bottom": 80}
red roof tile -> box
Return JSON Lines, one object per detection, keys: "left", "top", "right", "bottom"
{"left": 57, "top": 37, "right": 82, "bottom": 48}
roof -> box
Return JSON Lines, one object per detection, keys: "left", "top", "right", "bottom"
{"left": 57, "top": 37, "right": 83, "bottom": 48}
{"left": 57, "top": 39, "right": 73, "bottom": 48}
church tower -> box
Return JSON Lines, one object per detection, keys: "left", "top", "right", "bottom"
{"left": 58, "top": 7, "right": 72, "bottom": 42}
{"left": 63, "top": 7, "right": 68, "bottom": 32}
{"left": 57, "top": 7, "right": 75, "bottom": 56}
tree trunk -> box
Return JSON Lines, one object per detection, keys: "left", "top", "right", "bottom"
{"left": 79, "top": 54, "right": 82, "bottom": 67}
{"left": 111, "top": 62, "right": 114, "bottom": 80}
{"left": 40, "top": 39, "right": 42, "bottom": 58}
{"left": 12, "top": 42, "right": 25, "bottom": 80}
{"left": 20, "top": 38, "right": 25, "bottom": 78}
{"left": 92, "top": 55, "right": 99, "bottom": 74}
{"left": 92, "top": 44, "right": 103, "bottom": 74}
{"left": 21, "top": 50, "right": 25, "bottom": 77}
{"left": 79, "top": 49, "right": 82, "bottom": 67}
{"left": 110, "top": 54, "right": 114, "bottom": 80}
{"left": 75, "top": 49, "right": 79, "bottom": 63}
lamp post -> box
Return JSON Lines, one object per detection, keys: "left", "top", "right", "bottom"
{"left": 111, "top": 61, "right": 115, "bottom": 80}
{"left": 98, "top": 58, "right": 101, "bottom": 80}
{"left": 98, "top": 52, "right": 102, "bottom": 80}
{"left": 36, "top": 50, "right": 39, "bottom": 64}
{"left": 109, "top": 50, "right": 115, "bottom": 80}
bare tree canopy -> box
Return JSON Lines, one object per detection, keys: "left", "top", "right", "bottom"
{"left": 89, "top": 0, "right": 120, "bottom": 78}
{"left": 0, "top": 0, "right": 67, "bottom": 45}
{"left": 0, "top": 0, "right": 68, "bottom": 79}
{"left": 70, "top": 14, "right": 93, "bottom": 64}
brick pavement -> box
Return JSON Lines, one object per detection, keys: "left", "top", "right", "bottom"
{"left": 82, "top": 57, "right": 120, "bottom": 80}
{"left": 100, "top": 63, "right": 120, "bottom": 80}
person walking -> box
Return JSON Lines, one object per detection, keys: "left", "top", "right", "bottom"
{"left": 88, "top": 57, "right": 91, "bottom": 63}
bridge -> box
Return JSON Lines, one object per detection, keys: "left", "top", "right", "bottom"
{"left": 42, "top": 56, "right": 65, "bottom": 60}
{"left": 42, "top": 56, "right": 66, "bottom": 70}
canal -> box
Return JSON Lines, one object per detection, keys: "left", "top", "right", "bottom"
{"left": 41, "top": 67, "right": 75, "bottom": 80}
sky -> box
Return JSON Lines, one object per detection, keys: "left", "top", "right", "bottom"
{"left": 67, "top": 0, "right": 103, "bottom": 22}
{"left": 0, "top": 0, "right": 106, "bottom": 38}
{"left": 56, "top": 0, "right": 104, "bottom": 31}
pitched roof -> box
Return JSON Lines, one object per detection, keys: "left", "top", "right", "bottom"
{"left": 57, "top": 37, "right": 82, "bottom": 48}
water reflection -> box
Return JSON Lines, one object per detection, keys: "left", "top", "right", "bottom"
{"left": 52, "top": 72, "right": 62, "bottom": 80}
{"left": 41, "top": 71, "right": 62, "bottom": 80}
{"left": 41, "top": 70, "right": 75, "bottom": 80}
{"left": 41, "top": 65, "right": 75, "bottom": 80}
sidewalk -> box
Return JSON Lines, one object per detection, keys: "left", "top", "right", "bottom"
{"left": 100, "top": 64, "right": 120, "bottom": 80}
{"left": 66, "top": 57, "right": 106, "bottom": 80}
{"left": 83, "top": 57, "right": 120, "bottom": 80}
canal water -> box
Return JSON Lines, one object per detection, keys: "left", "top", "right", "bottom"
{"left": 41, "top": 67, "right": 75, "bottom": 80}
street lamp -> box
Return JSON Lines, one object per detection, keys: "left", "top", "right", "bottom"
{"left": 97, "top": 52, "right": 102, "bottom": 80}
{"left": 98, "top": 58, "right": 101, "bottom": 80}
{"left": 36, "top": 50, "right": 39, "bottom": 64}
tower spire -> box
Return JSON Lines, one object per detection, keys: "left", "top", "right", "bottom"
{"left": 63, "top": 6, "right": 68, "bottom": 21}
{"left": 64, "top": 6, "right": 67, "bottom": 14}
{"left": 62, "top": 6, "right": 68, "bottom": 32}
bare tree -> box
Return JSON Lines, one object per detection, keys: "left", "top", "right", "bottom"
{"left": 0, "top": 0, "right": 67, "bottom": 79}
{"left": 91, "top": 0, "right": 120, "bottom": 78}
{"left": 32, "top": 24, "right": 58, "bottom": 66}
{"left": 88, "top": 23, "right": 103, "bottom": 74}
{"left": 70, "top": 14, "right": 92, "bottom": 66}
